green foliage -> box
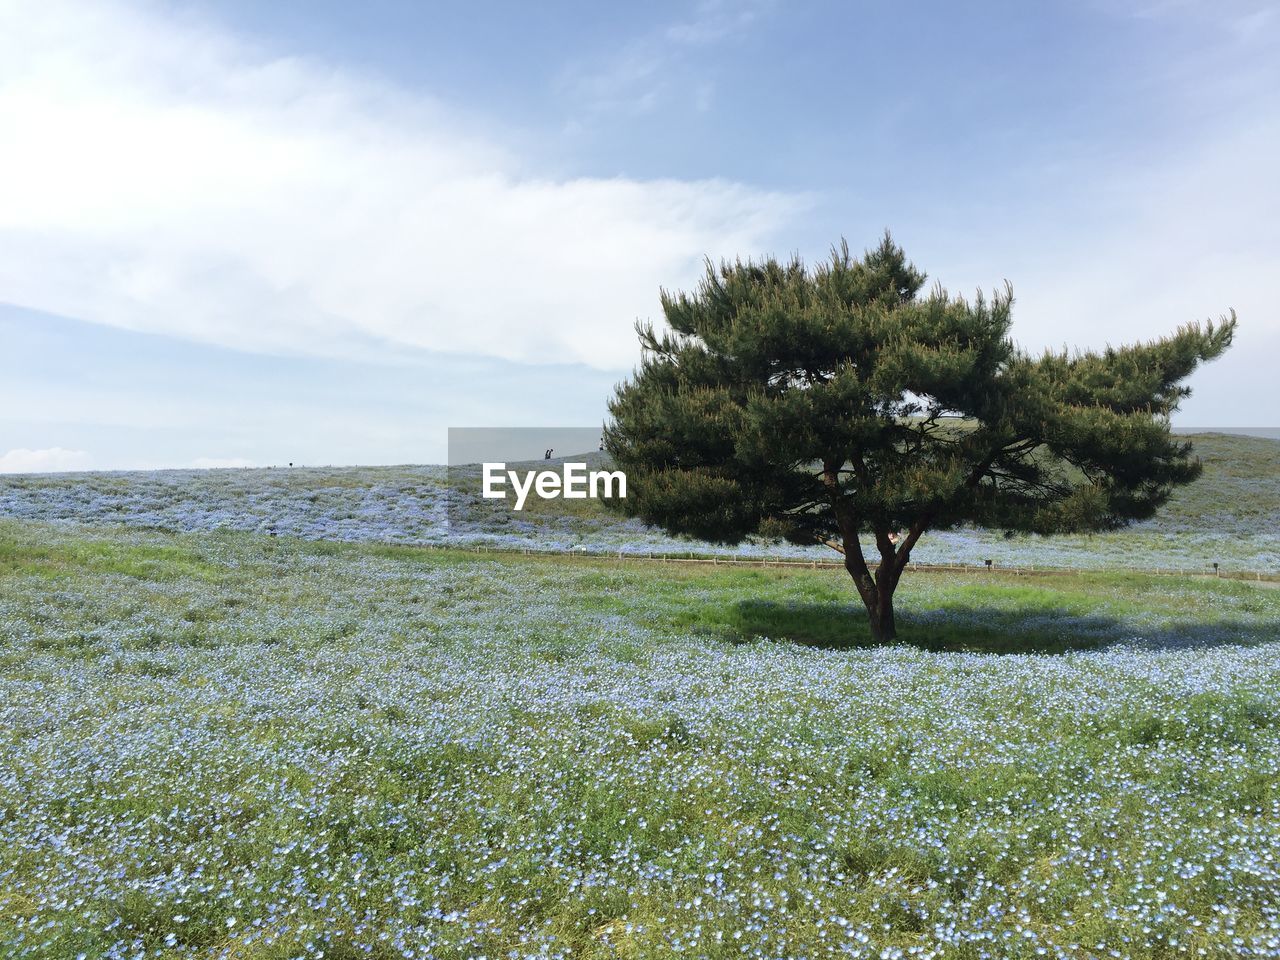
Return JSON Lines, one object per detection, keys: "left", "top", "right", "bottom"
{"left": 609, "top": 233, "right": 1233, "bottom": 543}
{"left": 606, "top": 233, "right": 1236, "bottom": 637}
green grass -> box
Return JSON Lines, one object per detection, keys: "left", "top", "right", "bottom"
{"left": 2, "top": 432, "right": 1277, "bottom": 575}
{"left": 1, "top": 518, "right": 1279, "bottom": 958}
{"left": 0, "top": 527, "right": 229, "bottom": 582}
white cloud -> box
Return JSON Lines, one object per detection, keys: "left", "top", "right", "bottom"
{"left": 665, "top": 0, "right": 771, "bottom": 45}
{"left": 190, "top": 457, "right": 255, "bottom": 469}
{"left": 0, "top": 447, "right": 92, "bottom": 473}
{"left": 559, "top": 0, "right": 770, "bottom": 116}
{"left": 0, "top": 0, "right": 801, "bottom": 370}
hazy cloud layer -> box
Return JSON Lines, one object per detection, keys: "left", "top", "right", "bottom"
{"left": 0, "top": 0, "right": 800, "bottom": 370}
{"left": 0, "top": 447, "right": 93, "bottom": 473}
{"left": 558, "top": 0, "right": 772, "bottom": 115}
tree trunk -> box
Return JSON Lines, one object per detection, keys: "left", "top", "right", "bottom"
{"left": 860, "top": 570, "right": 901, "bottom": 647}
{"left": 824, "top": 461, "right": 909, "bottom": 645}
{"left": 865, "top": 590, "right": 897, "bottom": 644}
{"left": 842, "top": 552, "right": 900, "bottom": 644}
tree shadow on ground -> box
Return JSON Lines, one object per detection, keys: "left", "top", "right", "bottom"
{"left": 708, "top": 600, "right": 1277, "bottom": 655}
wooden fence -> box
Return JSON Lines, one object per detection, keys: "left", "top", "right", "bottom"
{"left": 426, "top": 542, "right": 1279, "bottom": 584}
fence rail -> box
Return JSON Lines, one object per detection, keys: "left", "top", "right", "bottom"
{"left": 407, "top": 541, "right": 1280, "bottom": 584}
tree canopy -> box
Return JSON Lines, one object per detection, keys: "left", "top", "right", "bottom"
{"left": 605, "top": 234, "right": 1235, "bottom": 642}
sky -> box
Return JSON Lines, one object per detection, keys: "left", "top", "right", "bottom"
{"left": 1, "top": 0, "right": 1277, "bottom": 471}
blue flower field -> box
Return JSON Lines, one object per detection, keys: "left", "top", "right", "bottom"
{"left": 1, "top": 501, "right": 1279, "bottom": 957}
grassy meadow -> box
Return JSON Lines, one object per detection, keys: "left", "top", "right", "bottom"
{"left": 2, "top": 515, "right": 1279, "bottom": 958}
{"left": 2, "top": 433, "right": 1278, "bottom": 572}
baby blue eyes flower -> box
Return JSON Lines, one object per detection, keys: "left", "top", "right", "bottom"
{"left": 2, "top": 461, "right": 1276, "bottom": 571}
{"left": 2, "top": 462, "right": 1278, "bottom": 957}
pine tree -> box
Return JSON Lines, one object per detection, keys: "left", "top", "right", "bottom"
{"left": 605, "top": 234, "right": 1235, "bottom": 643}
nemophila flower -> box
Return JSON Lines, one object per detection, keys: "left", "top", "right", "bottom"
{"left": 1, "top": 455, "right": 1277, "bottom": 570}
{"left": 1, "top": 468, "right": 1279, "bottom": 957}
